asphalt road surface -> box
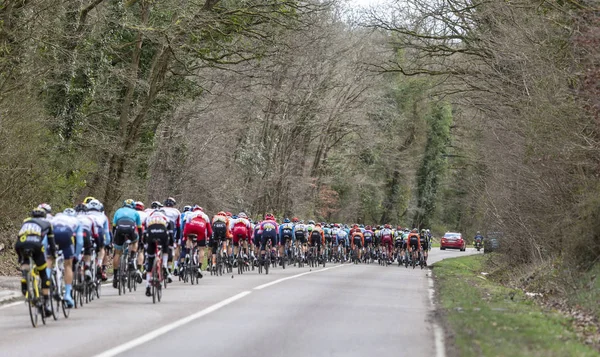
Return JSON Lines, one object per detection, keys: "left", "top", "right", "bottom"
{"left": 0, "top": 248, "right": 479, "bottom": 357}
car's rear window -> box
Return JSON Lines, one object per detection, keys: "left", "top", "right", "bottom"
{"left": 444, "top": 233, "right": 461, "bottom": 238}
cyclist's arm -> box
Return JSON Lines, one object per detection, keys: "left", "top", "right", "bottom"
{"left": 47, "top": 225, "right": 57, "bottom": 257}
{"left": 74, "top": 224, "right": 84, "bottom": 256}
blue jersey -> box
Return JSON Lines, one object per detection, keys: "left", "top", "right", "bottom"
{"left": 112, "top": 207, "right": 141, "bottom": 227}
{"left": 279, "top": 223, "right": 294, "bottom": 238}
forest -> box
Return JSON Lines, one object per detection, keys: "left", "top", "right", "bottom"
{"left": 0, "top": 0, "right": 598, "bottom": 271}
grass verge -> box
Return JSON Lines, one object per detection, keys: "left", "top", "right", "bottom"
{"left": 434, "top": 255, "right": 598, "bottom": 357}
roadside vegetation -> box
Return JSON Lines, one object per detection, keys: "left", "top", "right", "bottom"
{"left": 435, "top": 255, "right": 599, "bottom": 357}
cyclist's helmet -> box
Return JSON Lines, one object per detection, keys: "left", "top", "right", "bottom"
{"left": 183, "top": 205, "right": 192, "bottom": 212}
{"left": 87, "top": 199, "right": 102, "bottom": 211}
{"left": 384, "top": 224, "right": 391, "bottom": 229}
{"left": 38, "top": 203, "right": 52, "bottom": 215}
{"left": 476, "top": 231, "right": 481, "bottom": 235}
{"left": 31, "top": 207, "right": 46, "bottom": 218}
{"left": 123, "top": 199, "right": 135, "bottom": 208}
{"left": 264, "top": 213, "right": 274, "bottom": 221}
{"left": 194, "top": 205, "right": 204, "bottom": 212}
{"left": 283, "top": 218, "right": 290, "bottom": 223}
{"left": 334, "top": 223, "right": 340, "bottom": 228}
{"left": 397, "top": 225, "right": 402, "bottom": 230}
{"left": 239, "top": 212, "right": 248, "bottom": 219}
{"left": 308, "top": 220, "right": 315, "bottom": 225}
{"left": 226, "top": 211, "right": 232, "bottom": 217}
{"left": 99, "top": 203, "right": 105, "bottom": 212}
{"left": 135, "top": 201, "right": 145, "bottom": 211}
{"left": 63, "top": 208, "right": 77, "bottom": 217}
{"left": 353, "top": 224, "right": 359, "bottom": 228}
{"left": 217, "top": 211, "right": 226, "bottom": 216}
{"left": 164, "top": 197, "right": 176, "bottom": 207}
{"left": 292, "top": 217, "right": 299, "bottom": 223}
{"left": 83, "top": 196, "right": 95, "bottom": 204}
{"left": 151, "top": 201, "right": 163, "bottom": 209}
{"left": 366, "top": 225, "right": 372, "bottom": 230}
{"left": 74, "top": 203, "right": 88, "bottom": 213}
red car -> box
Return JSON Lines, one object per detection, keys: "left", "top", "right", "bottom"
{"left": 440, "top": 232, "right": 466, "bottom": 251}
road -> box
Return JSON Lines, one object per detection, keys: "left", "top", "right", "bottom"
{"left": 0, "top": 248, "right": 479, "bottom": 357}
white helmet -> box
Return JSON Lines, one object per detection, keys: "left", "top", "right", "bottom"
{"left": 238, "top": 212, "right": 247, "bottom": 219}
{"left": 87, "top": 199, "right": 102, "bottom": 212}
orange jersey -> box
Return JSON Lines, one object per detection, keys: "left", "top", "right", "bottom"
{"left": 351, "top": 231, "right": 364, "bottom": 247}
{"left": 312, "top": 226, "right": 325, "bottom": 244}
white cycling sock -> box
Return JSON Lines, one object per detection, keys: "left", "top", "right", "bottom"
{"left": 174, "top": 261, "right": 179, "bottom": 269}
{"left": 162, "top": 254, "right": 169, "bottom": 269}
{"left": 146, "top": 273, "right": 151, "bottom": 286}
{"left": 98, "top": 258, "right": 103, "bottom": 266}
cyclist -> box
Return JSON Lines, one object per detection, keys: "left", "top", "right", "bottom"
{"left": 143, "top": 207, "right": 173, "bottom": 297}
{"left": 74, "top": 203, "right": 95, "bottom": 281}
{"left": 16, "top": 207, "right": 56, "bottom": 317}
{"left": 111, "top": 199, "right": 142, "bottom": 289}
{"left": 210, "top": 211, "right": 229, "bottom": 270}
{"left": 278, "top": 218, "right": 294, "bottom": 265}
{"left": 183, "top": 206, "right": 212, "bottom": 278}
{"left": 162, "top": 197, "right": 181, "bottom": 276}
{"left": 474, "top": 231, "right": 483, "bottom": 249}
{"left": 407, "top": 229, "right": 421, "bottom": 263}
{"left": 50, "top": 209, "right": 84, "bottom": 308}
{"left": 229, "top": 212, "right": 252, "bottom": 266}
{"left": 309, "top": 222, "right": 325, "bottom": 260}
{"left": 363, "top": 225, "right": 374, "bottom": 260}
{"left": 335, "top": 225, "right": 348, "bottom": 262}
{"left": 350, "top": 224, "right": 364, "bottom": 261}
{"left": 259, "top": 214, "right": 278, "bottom": 265}
{"left": 394, "top": 227, "right": 405, "bottom": 264}
{"left": 86, "top": 199, "right": 110, "bottom": 281}
{"left": 380, "top": 224, "right": 394, "bottom": 263}
{"left": 293, "top": 219, "right": 307, "bottom": 259}
{"left": 134, "top": 201, "right": 147, "bottom": 277}
{"left": 420, "top": 229, "right": 429, "bottom": 264}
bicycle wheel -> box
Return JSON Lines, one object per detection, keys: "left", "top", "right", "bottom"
{"left": 26, "top": 269, "right": 38, "bottom": 328}
{"left": 50, "top": 274, "right": 58, "bottom": 320}
{"left": 37, "top": 277, "right": 46, "bottom": 326}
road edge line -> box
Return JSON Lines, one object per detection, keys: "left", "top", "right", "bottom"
{"left": 428, "top": 273, "right": 447, "bottom": 357}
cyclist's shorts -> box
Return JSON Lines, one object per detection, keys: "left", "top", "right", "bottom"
{"left": 15, "top": 239, "right": 45, "bottom": 267}
{"left": 294, "top": 232, "right": 306, "bottom": 244}
{"left": 53, "top": 224, "right": 74, "bottom": 259}
{"left": 409, "top": 238, "right": 419, "bottom": 250}
{"left": 233, "top": 233, "right": 249, "bottom": 247}
{"left": 421, "top": 240, "right": 428, "bottom": 251}
{"left": 353, "top": 237, "right": 362, "bottom": 248}
{"left": 364, "top": 237, "right": 372, "bottom": 244}
{"left": 81, "top": 228, "right": 93, "bottom": 255}
{"left": 261, "top": 230, "right": 276, "bottom": 250}
{"left": 114, "top": 218, "right": 138, "bottom": 249}
{"left": 212, "top": 221, "right": 227, "bottom": 240}
{"left": 146, "top": 224, "right": 169, "bottom": 254}
{"left": 324, "top": 235, "right": 332, "bottom": 244}
{"left": 394, "top": 240, "right": 403, "bottom": 249}
{"left": 183, "top": 220, "right": 208, "bottom": 242}
{"left": 279, "top": 234, "right": 292, "bottom": 245}
{"left": 381, "top": 237, "right": 392, "bottom": 244}
{"left": 310, "top": 233, "right": 322, "bottom": 246}
{"left": 336, "top": 237, "right": 347, "bottom": 246}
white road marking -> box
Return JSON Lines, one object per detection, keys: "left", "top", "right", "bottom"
{"left": 0, "top": 301, "right": 22, "bottom": 310}
{"left": 91, "top": 290, "right": 252, "bottom": 357}
{"left": 428, "top": 273, "right": 446, "bottom": 357}
{"left": 253, "top": 264, "right": 346, "bottom": 290}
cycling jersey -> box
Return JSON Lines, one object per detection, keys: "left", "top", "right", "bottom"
{"left": 351, "top": 231, "right": 364, "bottom": 248}
{"left": 279, "top": 223, "right": 294, "bottom": 245}
{"left": 294, "top": 223, "right": 306, "bottom": 243}
{"left": 363, "top": 230, "right": 374, "bottom": 243}
{"left": 381, "top": 228, "right": 393, "bottom": 252}
{"left": 16, "top": 217, "right": 56, "bottom": 265}
{"left": 88, "top": 210, "right": 111, "bottom": 246}
{"left": 183, "top": 212, "right": 212, "bottom": 245}
{"left": 336, "top": 230, "right": 348, "bottom": 246}
{"left": 229, "top": 217, "right": 252, "bottom": 246}
{"left": 51, "top": 214, "right": 83, "bottom": 259}
{"left": 145, "top": 210, "right": 171, "bottom": 255}
{"left": 211, "top": 214, "right": 230, "bottom": 241}
{"left": 408, "top": 233, "right": 420, "bottom": 250}
{"left": 309, "top": 226, "right": 325, "bottom": 246}
{"left": 112, "top": 207, "right": 141, "bottom": 248}
{"left": 259, "top": 220, "right": 279, "bottom": 250}
{"left": 162, "top": 207, "right": 181, "bottom": 241}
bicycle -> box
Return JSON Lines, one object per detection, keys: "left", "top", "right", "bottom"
{"left": 50, "top": 251, "right": 70, "bottom": 320}
{"left": 22, "top": 250, "right": 46, "bottom": 328}
{"left": 187, "top": 235, "right": 199, "bottom": 285}
{"left": 72, "top": 259, "right": 85, "bottom": 308}
{"left": 150, "top": 243, "right": 164, "bottom": 304}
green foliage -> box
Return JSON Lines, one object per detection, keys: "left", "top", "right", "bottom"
{"left": 413, "top": 103, "right": 452, "bottom": 229}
